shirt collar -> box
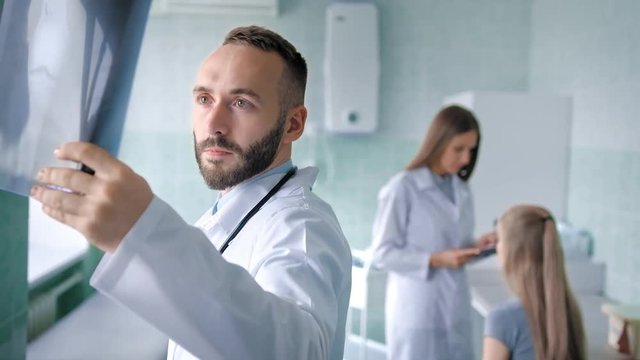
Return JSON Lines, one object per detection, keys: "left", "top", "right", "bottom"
{"left": 213, "top": 160, "right": 293, "bottom": 215}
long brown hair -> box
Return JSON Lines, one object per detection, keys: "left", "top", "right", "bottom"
{"left": 405, "top": 105, "right": 480, "bottom": 181}
{"left": 498, "top": 205, "right": 587, "bottom": 360}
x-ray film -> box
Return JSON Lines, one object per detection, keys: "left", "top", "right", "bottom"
{"left": 0, "top": 0, "right": 150, "bottom": 196}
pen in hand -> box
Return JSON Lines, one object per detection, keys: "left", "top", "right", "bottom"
{"left": 80, "top": 163, "right": 95, "bottom": 175}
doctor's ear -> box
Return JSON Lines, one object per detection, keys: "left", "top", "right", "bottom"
{"left": 282, "top": 105, "right": 307, "bottom": 144}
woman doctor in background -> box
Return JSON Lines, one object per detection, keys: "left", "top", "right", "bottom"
{"left": 371, "top": 105, "right": 495, "bottom": 360}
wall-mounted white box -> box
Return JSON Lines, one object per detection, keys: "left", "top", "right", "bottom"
{"left": 324, "top": 2, "right": 379, "bottom": 134}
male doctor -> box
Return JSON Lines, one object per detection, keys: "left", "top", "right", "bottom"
{"left": 31, "top": 26, "right": 352, "bottom": 359}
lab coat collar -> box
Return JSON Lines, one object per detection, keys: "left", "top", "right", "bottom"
{"left": 213, "top": 166, "right": 318, "bottom": 239}
{"left": 410, "top": 166, "right": 467, "bottom": 218}
{"left": 410, "top": 167, "right": 440, "bottom": 191}
{"left": 410, "top": 166, "right": 465, "bottom": 193}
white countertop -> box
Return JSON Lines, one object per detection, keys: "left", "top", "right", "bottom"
{"left": 27, "top": 293, "right": 168, "bottom": 359}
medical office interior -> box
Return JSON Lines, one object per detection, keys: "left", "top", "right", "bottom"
{"left": 1, "top": 0, "right": 640, "bottom": 359}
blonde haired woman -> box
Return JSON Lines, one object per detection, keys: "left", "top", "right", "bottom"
{"left": 371, "top": 105, "right": 495, "bottom": 360}
{"left": 483, "top": 205, "right": 587, "bottom": 360}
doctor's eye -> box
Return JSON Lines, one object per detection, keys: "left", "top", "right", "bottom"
{"left": 233, "top": 98, "right": 252, "bottom": 109}
{"left": 197, "top": 95, "right": 210, "bottom": 105}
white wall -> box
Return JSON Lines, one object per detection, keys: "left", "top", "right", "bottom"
{"left": 444, "top": 91, "right": 572, "bottom": 234}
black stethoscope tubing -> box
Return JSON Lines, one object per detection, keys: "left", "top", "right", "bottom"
{"left": 218, "top": 166, "right": 298, "bottom": 254}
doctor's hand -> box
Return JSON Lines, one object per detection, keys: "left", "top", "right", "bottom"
{"left": 31, "top": 142, "right": 153, "bottom": 253}
{"left": 429, "top": 248, "right": 480, "bottom": 268}
{"left": 475, "top": 231, "right": 498, "bottom": 249}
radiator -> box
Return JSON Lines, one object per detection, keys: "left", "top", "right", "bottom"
{"left": 28, "top": 272, "right": 84, "bottom": 341}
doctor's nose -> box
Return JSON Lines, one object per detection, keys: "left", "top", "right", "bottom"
{"left": 204, "top": 103, "right": 231, "bottom": 136}
{"left": 460, "top": 151, "right": 471, "bottom": 166}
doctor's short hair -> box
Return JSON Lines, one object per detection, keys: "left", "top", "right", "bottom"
{"left": 223, "top": 26, "right": 308, "bottom": 114}
{"left": 406, "top": 105, "right": 481, "bottom": 181}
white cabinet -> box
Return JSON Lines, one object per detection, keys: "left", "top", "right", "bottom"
{"left": 444, "top": 91, "right": 572, "bottom": 234}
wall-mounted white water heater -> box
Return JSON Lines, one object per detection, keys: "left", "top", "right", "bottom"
{"left": 324, "top": 2, "right": 379, "bottom": 133}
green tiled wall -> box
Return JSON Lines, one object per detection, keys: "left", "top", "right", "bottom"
{"left": 568, "top": 148, "right": 640, "bottom": 301}
{"left": 0, "top": 190, "right": 28, "bottom": 358}
{"left": 530, "top": 0, "right": 640, "bottom": 304}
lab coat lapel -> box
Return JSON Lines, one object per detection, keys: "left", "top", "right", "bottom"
{"left": 191, "top": 173, "right": 280, "bottom": 253}
{"left": 193, "top": 167, "right": 319, "bottom": 255}
{"left": 193, "top": 208, "right": 227, "bottom": 250}
{"left": 214, "top": 174, "right": 283, "bottom": 251}
{"left": 452, "top": 176, "right": 464, "bottom": 220}
{"left": 216, "top": 168, "right": 318, "bottom": 238}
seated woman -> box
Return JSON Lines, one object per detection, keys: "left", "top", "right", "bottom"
{"left": 482, "top": 205, "right": 587, "bottom": 360}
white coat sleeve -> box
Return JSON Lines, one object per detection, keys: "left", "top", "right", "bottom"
{"left": 90, "top": 196, "right": 350, "bottom": 360}
{"left": 369, "top": 180, "right": 431, "bottom": 280}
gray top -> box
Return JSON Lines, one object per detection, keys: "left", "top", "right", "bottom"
{"left": 433, "top": 172, "right": 455, "bottom": 203}
{"left": 484, "top": 299, "right": 535, "bottom": 360}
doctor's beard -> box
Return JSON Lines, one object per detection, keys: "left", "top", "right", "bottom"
{"left": 194, "top": 116, "right": 285, "bottom": 190}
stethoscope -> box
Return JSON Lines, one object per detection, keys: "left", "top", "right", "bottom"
{"left": 218, "top": 166, "right": 298, "bottom": 254}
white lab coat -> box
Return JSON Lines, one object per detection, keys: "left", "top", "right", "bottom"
{"left": 90, "top": 167, "right": 352, "bottom": 360}
{"left": 370, "top": 167, "right": 475, "bottom": 360}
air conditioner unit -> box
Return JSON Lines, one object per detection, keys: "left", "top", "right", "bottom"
{"left": 151, "top": 0, "right": 278, "bottom": 16}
